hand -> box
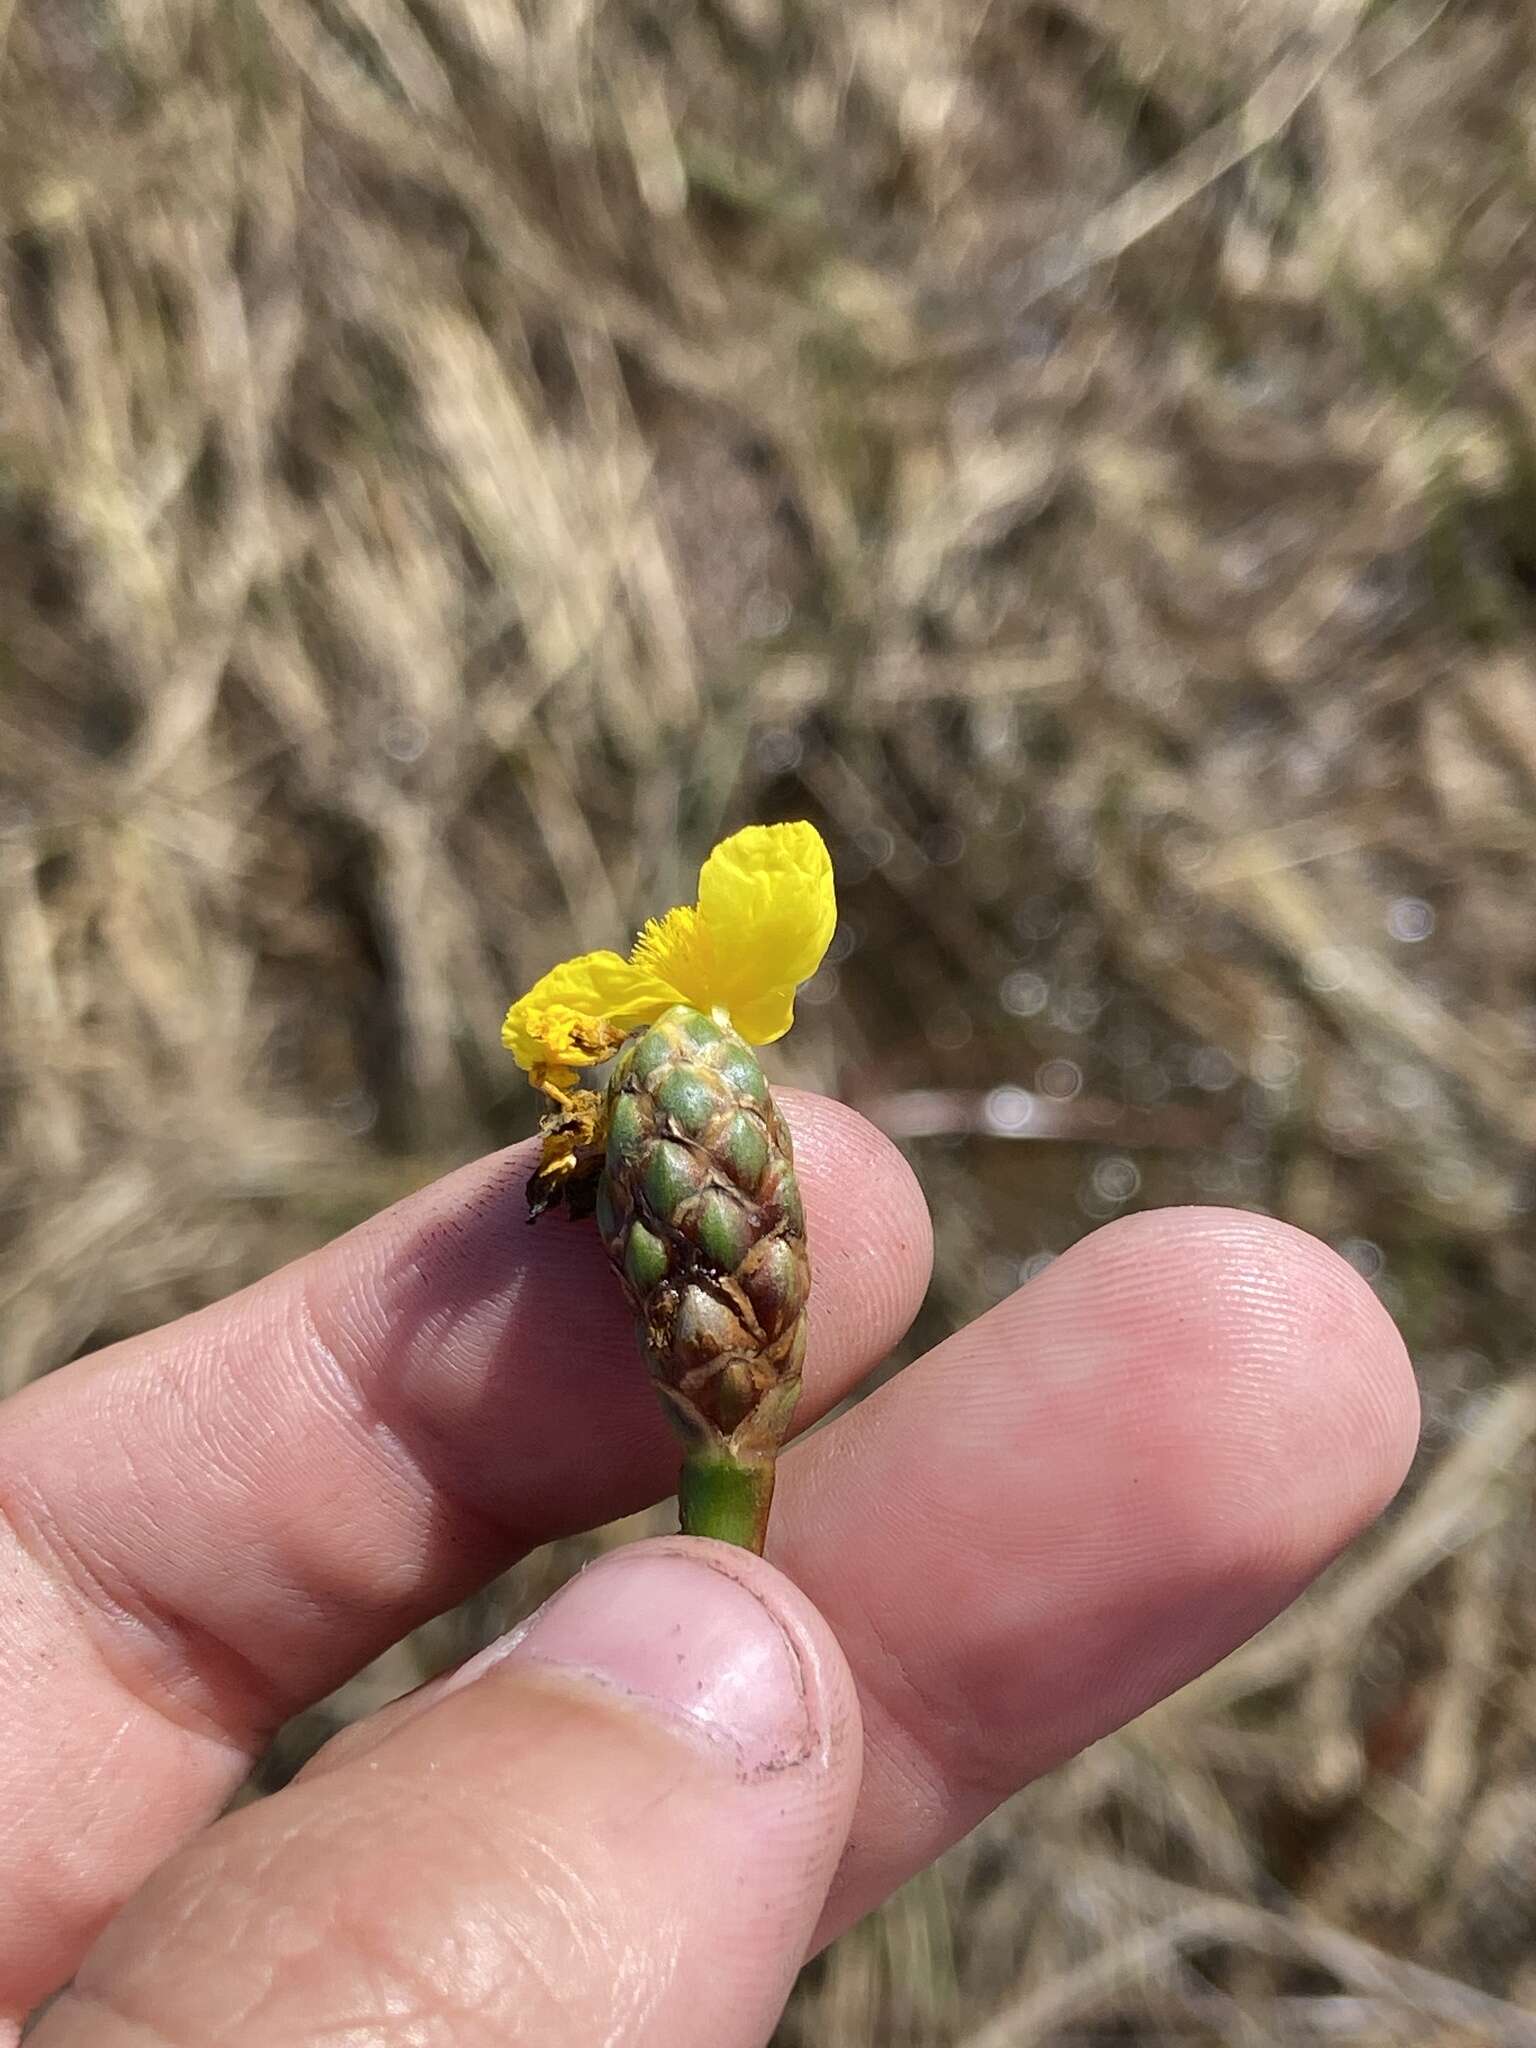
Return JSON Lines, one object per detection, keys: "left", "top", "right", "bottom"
{"left": 2, "top": 1097, "right": 1417, "bottom": 2047}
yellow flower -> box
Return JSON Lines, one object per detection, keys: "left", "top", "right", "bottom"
{"left": 513, "top": 1005, "right": 630, "bottom": 1099}
{"left": 503, "top": 822, "right": 836, "bottom": 1093}
{"left": 526, "top": 1085, "right": 610, "bottom": 1217}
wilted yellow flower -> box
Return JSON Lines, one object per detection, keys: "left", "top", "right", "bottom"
{"left": 514, "top": 1005, "right": 629, "bottom": 1098}
{"left": 526, "top": 1086, "right": 610, "bottom": 1217}
{"left": 503, "top": 822, "right": 836, "bottom": 1095}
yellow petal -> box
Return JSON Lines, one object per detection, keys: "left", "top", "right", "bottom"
{"left": 501, "top": 950, "right": 679, "bottom": 1072}
{"left": 633, "top": 822, "right": 835, "bottom": 1044}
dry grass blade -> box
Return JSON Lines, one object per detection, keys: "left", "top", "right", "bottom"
{"left": 960, "top": 1865, "right": 1536, "bottom": 2047}
{"left": 972, "top": 1, "right": 1371, "bottom": 326}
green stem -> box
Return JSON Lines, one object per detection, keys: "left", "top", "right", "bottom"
{"left": 678, "top": 1450, "right": 776, "bottom": 1553}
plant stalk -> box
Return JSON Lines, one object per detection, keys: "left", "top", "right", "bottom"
{"left": 678, "top": 1449, "right": 776, "bottom": 1553}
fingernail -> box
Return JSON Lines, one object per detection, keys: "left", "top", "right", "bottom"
{"left": 454, "top": 1549, "right": 817, "bottom": 1774}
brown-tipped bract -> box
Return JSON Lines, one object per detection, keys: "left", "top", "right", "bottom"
{"left": 596, "top": 1004, "right": 808, "bottom": 1547}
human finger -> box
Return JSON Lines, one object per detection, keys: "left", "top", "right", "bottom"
{"left": 30, "top": 1541, "right": 862, "bottom": 2048}
{"left": 0, "top": 1097, "right": 929, "bottom": 2021}
{"left": 765, "top": 1207, "right": 1419, "bottom": 1942}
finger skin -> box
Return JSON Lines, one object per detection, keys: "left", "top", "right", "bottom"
{"left": 31, "top": 1544, "right": 863, "bottom": 2048}
{"left": 0, "top": 1175, "right": 1420, "bottom": 2022}
{"left": 768, "top": 1207, "right": 1420, "bottom": 1942}
{"left": 0, "top": 1098, "right": 930, "bottom": 2022}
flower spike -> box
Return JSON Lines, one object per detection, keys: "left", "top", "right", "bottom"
{"left": 503, "top": 823, "right": 836, "bottom": 1552}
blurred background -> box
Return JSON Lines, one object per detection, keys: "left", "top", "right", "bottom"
{"left": 4, "top": 0, "right": 1536, "bottom": 2039}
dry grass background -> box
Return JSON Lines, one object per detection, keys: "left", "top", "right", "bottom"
{"left": 5, "top": 0, "right": 1536, "bottom": 2038}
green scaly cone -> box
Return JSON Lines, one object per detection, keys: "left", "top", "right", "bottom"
{"left": 594, "top": 1003, "right": 809, "bottom": 1553}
